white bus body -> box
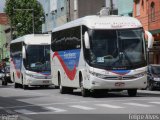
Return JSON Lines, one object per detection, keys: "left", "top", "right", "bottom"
{"left": 10, "top": 34, "right": 52, "bottom": 89}
{"left": 51, "top": 15, "right": 153, "bottom": 97}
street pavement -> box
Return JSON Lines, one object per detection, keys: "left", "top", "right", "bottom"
{"left": 0, "top": 82, "right": 160, "bottom": 120}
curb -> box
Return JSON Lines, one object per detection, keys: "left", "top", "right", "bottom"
{"left": 138, "top": 90, "right": 160, "bottom": 95}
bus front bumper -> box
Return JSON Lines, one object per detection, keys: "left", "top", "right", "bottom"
{"left": 88, "top": 75, "right": 147, "bottom": 90}
{"left": 27, "top": 79, "right": 53, "bottom": 86}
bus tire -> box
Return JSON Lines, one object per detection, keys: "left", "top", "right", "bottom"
{"left": 2, "top": 78, "right": 7, "bottom": 86}
{"left": 128, "top": 89, "right": 137, "bottom": 97}
{"left": 22, "top": 78, "right": 28, "bottom": 90}
{"left": 23, "top": 85, "right": 28, "bottom": 90}
{"left": 54, "top": 85, "right": 59, "bottom": 89}
{"left": 14, "top": 83, "right": 19, "bottom": 88}
{"left": 81, "top": 86, "right": 89, "bottom": 97}
{"left": 58, "top": 73, "right": 66, "bottom": 94}
{"left": 60, "top": 83, "right": 66, "bottom": 94}
{"left": 80, "top": 74, "right": 89, "bottom": 97}
{"left": 66, "top": 87, "right": 73, "bottom": 93}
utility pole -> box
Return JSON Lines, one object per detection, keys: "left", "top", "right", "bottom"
{"left": 67, "top": 0, "right": 71, "bottom": 22}
{"left": 110, "top": 0, "right": 114, "bottom": 15}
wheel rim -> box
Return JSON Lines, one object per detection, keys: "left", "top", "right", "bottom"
{"left": 60, "top": 84, "right": 62, "bottom": 91}
{"left": 80, "top": 81, "right": 83, "bottom": 92}
{"left": 80, "top": 80, "right": 86, "bottom": 96}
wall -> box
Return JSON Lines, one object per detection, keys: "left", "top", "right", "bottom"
{"left": 42, "top": 0, "right": 67, "bottom": 33}
{"left": 0, "top": 13, "right": 8, "bottom": 25}
{"left": 133, "top": 0, "right": 149, "bottom": 30}
{"left": 133, "top": 0, "right": 160, "bottom": 64}
{"left": 42, "top": 0, "right": 105, "bottom": 33}
{"left": 0, "top": 25, "right": 8, "bottom": 60}
{"left": 78, "top": 0, "right": 105, "bottom": 18}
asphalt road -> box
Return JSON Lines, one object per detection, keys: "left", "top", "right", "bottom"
{"left": 0, "top": 82, "right": 160, "bottom": 120}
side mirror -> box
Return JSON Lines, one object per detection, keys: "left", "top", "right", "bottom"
{"left": 22, "top": 46, "right": 26, "bottom": 59}
{"left": 84, "top": 32, "right": 90, "bottom": 49}
{"left": 145, "top": 31, "right": 154, "bottom": 49}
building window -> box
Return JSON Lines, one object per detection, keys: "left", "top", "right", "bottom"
{"left": 50, "top": 0, "right": 57, "bottom": 13}
{"left": 60, "top": 0, "right": 65, "bottom": 12}
{"left": 74, "top": 0, "right": 78, "bottom": 11}
{"left": 136, "top": 0, "right": 140, "bottom": 16}
{"left": 150, "top": 2, "right": 155, "bottom": 21}
{"left": 141, "top": 0, "right": 144, "bottom": 10}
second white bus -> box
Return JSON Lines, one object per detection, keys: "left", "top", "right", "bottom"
{"left": 10, "top": 34, "right": 52, "bottom": 89}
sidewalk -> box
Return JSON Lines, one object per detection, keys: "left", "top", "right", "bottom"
{"left": 138, "top": 90, "right": 160, "bottom": 95}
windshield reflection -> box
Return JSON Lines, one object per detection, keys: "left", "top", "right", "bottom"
{"left": 88, "top": 28, "right": 146, "bottom": 70}
{"left": 25, "top": 45, "right": 50, "bottom": 72}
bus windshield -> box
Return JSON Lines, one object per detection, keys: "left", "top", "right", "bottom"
{"left": 89, "top": 28, "right": 146, "bottom": 70}
{"left": 25, "top": 45, "right": 50, "bottom": 72}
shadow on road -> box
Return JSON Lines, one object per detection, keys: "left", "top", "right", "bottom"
{"left": 64, "top": 90, "right": 160, "bottom": 98}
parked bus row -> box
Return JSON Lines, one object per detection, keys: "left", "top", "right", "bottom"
{"left": 10, "top": 15, "right": 154, "bottom": 97}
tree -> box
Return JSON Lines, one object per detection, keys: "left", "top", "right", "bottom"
{"left": 5, "top": 0, "right": 44, "bottom": 39}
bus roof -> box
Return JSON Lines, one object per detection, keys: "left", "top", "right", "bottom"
{"left": 10, "top": 34, "right": 51, "bottom": 45}
{"left": 52, "top": 15, "right": 142, "bottom": 32}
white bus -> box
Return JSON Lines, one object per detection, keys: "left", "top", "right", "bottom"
{"left": 10, "top": 34, "right": 52, "bottom": 89}
{"left": 51, "top": 15, "right": 153, "bottom": 97}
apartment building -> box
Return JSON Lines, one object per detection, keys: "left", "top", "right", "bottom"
{"left": 42, "top": 0, "right": 105, "bottom": 33}
{"left": 133, "top": 0, "right": 160, "bottom": 64}
{"left": 0, "top": 13, "right": 10, "bottom": 60}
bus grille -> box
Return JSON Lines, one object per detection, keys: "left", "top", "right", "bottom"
{"left": 103, "top": 76, "right": 137, "bottom": 80}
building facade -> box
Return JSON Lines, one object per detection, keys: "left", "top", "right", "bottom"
{"left": 69, "top": 0, "right": 105, "bottom": 20}
{"left": 0, "top": 13, "right": 10, "bottom": 61}
{"left": 133, "top": 0, "right": 160, "bottom": 64}
{"left": 42, "top": 0, "right": 67, "bottom": 33}
{"left": 42, "top": 0, "right": 105, "bottom": 33}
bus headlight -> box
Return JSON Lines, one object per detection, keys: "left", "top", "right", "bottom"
{"left": 89, "top": 70, "right": 106, "bottom": 79}
{"left": 26, "top": 73, "right": 33, "bottom": 77}
{"left": 134, "top": 72, "right": 146, "bottom": 78}
{"left": 154, "top": 78, "right": 160, "bottom": 81}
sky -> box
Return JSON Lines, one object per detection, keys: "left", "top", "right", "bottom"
{"left": 0, "top": 0, "right": 44, "bottom": 12}
{"left": 0, "top": 0, "right": 5, "bottom": 12}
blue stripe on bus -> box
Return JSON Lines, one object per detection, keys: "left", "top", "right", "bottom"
{"left": 110, "top": 70, "right": 130, "bottom": 75}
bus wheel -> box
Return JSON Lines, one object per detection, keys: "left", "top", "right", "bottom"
{"left": 59, "top": 75, "right": 66, "bottom": 94}
{"left": 80, "top": 80, "right": 89, "bottom": 97}
{"left": 2, "top": 78, "right": 7, "bottom": 86}
{"left": 59, "top": 82, "right": 66, "bottom": 94}
{"left": 128, "top": 89, "right": 137, "bottom": 97}
{"left": 14, "top": 83, "right": 19, "bottom": 88}
{"left": 54, "top": 85, "right": 59, "bottom": 89}
{"left": 22, "top": 79, "right": 28, "bottom": 90}
{"left": 13, "top": 76, "right": 18, "bottom": 88}
{"left": 23, "top": 84, "right": 28, "bottom": 90}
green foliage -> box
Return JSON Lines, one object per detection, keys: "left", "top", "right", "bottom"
{"left": 5, "top": 0, "right": 44, "bottom": 39}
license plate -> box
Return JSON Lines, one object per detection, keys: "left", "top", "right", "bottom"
{"left": 115, "top": 82, "right": 125, "bottom": 87}
{"left": 43, "top": 81, "right": 49, "bottom": 83}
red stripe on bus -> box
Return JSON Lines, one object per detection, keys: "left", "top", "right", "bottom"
{"left": 52, "top": 52, "right": 76, "bottom": 80}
